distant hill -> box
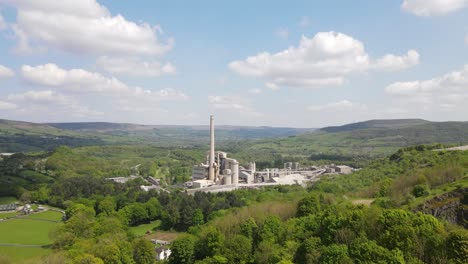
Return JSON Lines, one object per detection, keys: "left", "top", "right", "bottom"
{"left": 0, "top": 119, "right": 315, "bottom": 152}
{"left": 229, "top": 119, "right": 468, "bottom": 167}
{"left": 321, "top": 119, "right": 430, "bottom": 132}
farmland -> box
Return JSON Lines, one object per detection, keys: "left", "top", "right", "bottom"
{"left": 0, "top": 210, "right": 63, "bottom": 262}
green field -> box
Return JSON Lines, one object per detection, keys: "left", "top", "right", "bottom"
{"left": 0, "top": 247, "right": 51, "bottom": 262}
{"left": 0, "top": 211, "right": 63, "bottom": 262}
{"left": 129, "top": 220, "right": 161, "bottom": 236}
{"left": 0, "top": 197, "right": 17, "bottom": 205}
{"left": 24, "top": 211, "right": 63, "bottom": 221}
{"left": 0, "top": 219, "right": 58, "bottom": 245}
{"left": 0, "top": 212, "right": 17, "bottom": 219}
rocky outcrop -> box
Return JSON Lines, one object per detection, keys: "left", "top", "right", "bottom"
{"left": 414, "top": 188, "right": 467, "bottom": 228}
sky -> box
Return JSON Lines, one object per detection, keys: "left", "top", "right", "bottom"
{"left": 0, "top": 0, "right": 468, "bottom": 128}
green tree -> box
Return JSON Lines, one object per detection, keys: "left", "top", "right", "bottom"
{"left": 447, "top": 230, "right": 468, "bottom": 264}
{"left": 222, "top": 235, "right": 252, "bottom": 264}
{"left": 169, "top": 235, "right": 197, "bottom": 264}
{"left": 320, "top": 244, "right": 352, "bottom": 264}
{"left": 72, "top": 254, "right": 104, "bottom": 264}
{"left": 192, "top": 209, "right": 205, "bottom": 226}
{"left": 195, "top": 227, "right": 224, "bottom": 259}
{"left": 132, "top": 238, "right": 155, "bottom": 264}
{"left": 97, "top": 196, "right": 116, "bottom": 216}
{"left": 297, "top": 194, "right": 321, "bottom": 217}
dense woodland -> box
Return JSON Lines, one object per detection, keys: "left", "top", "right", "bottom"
{"left": 0, "top": 143, "right": 467, "bottom": 263}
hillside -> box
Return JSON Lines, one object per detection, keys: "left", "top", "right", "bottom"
{"left": 0, "top": 119, "right": 315, "bottom": 152}
{"left": 229, "top": 120, "right": 468, "bottom": 167}
{"left": 321, "top": 118, "right": 430, "bottom": 132}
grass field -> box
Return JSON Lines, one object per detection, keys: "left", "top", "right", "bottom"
{"left": 0, "top": 247, "right": 51, "bottom": 262}
{"left": 0, "top": 219, "right": 58, "bottom": 245}
{"left": 129, "top": 220, "right": 161, "bottom": 236}
{"left": 24, "top": 211, "right": 63, "bottom": 221}
{"left": 0, "top": 197, "right": 17, "bottom": 205}
{"left": 0, "top": 211, "right": 63, "bottom": 262}
{"left": 0, "top": 212, "right": 17, "bottom": 219}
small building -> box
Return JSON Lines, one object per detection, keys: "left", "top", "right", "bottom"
{"left": 106, "top": 175, "right": 140, "bottom": 183}
{"left": 155, "top": 246, "right": 171, "bottom": 261}
{"left": 192, "top": 180, "right": 215, "bottom": 188}
{"left": 335, "top": 165, "right": 353, "bottom": 174}
{"left": 0, "top": 204, "right": 16, "bottom": 212}
{"left": 147, "top": 176, "right": 160, "bottom": 185}
{"left": 140, "top": 185, "right": 159, "bottom": 192}
{"left": 192, "top": 165, "right": 209, "bottom": 180}
{"left": 151, "top": 239, "right": 170, "bottom": 246}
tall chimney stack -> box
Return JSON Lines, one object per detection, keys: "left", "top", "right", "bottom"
{"left": 208, "top": 115, "right": 215, "bottom": 181}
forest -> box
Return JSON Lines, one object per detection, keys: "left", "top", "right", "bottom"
{"left": 0, "top": 144, "right": 466, "bottom": 263}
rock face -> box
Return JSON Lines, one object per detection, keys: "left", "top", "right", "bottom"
{"left": 414, "top": 188, "right": 468, "bottom": 228}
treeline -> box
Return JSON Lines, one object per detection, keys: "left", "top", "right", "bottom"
{"left": 168, "top": 193, "right": 468, "bottom": 264}
{"left": 312, "top": 144, "right": 467, "bottom": 205}
{"left": 0, "top": 134, "right": 106, "bottom": 152}
{"left": 22, "top": 186, "right": 307, "bottom": 264}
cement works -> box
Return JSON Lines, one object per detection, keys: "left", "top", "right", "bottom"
{"left": 185, "top": 116, "right": 356, "bottom": 194}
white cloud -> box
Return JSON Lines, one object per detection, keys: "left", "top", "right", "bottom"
{"left": 7, "top": 89, "right": 102, "bottom": 116}
{"left": 299, "top": 16, "right": 310, "bottom": 28}
{"left": 8, "top": 89, "right": 69, "bottom": 104}
{"left": 97, "top": 56, "right": 176, "bottom": 77}
{"left": 208, "top": 96, "right": 249, "bottom": 111}
{"left": 229, "top": 31, "right": 418, "bottom": 88}
{"left": 248, "top": 88, "right": 262, "bottom": 94}
{"left": 208, "top": 95, "right": 261, "bottom": 116}
{"left": 401, "top": 0, "right": 468, "bottom": 16}
{"left": 21, "top": 63, "right": 128, "bottom": 94}
{"left": 20, "top": 63, "right": 188, "bottom": 101}
{"left": 0, "top": 101, "right": 17, "bottom": 110}
{"left": 0, "top": 13, "right": 6, "bottom": 30}
{"left": 275, "top": 27, "right": 289, "bottom": 39}
{"left": 307, "top": 100, "right": 366, "bottom": 111}
{"left": 0, "top": 64, "right": 15, "bottom": 78}
{"left": 3, "top": 0, "right": 173, "bottom": 56}
{"left": 374, "top": 50, "right": 420, "bottom": 71}
{"left": 385, "top": 65, "right": 468, "bottom": 109}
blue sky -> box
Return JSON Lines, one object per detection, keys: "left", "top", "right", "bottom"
{"left": 0, "top": 0, "right": 467, "bottom": 127}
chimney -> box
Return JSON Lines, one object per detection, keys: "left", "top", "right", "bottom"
{"left": 208, "top": 115, "right": 215, "bottom": 181}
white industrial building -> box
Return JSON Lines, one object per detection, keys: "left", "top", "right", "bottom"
{"left": 187, "top": 116, "right": 355, "bottom": 193}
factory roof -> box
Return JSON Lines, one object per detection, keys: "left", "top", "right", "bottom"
{"left": 271, "top": 174, "right": 306, "bottom": 185}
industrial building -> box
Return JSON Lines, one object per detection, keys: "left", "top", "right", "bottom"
{"left": 187, "top": 116, "right": 355, "bottom": 193}
{"left": 190, "top": 116, "right": 242, "bottom": 186}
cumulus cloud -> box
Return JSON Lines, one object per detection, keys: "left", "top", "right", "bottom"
{"left": 0, "top": 13, "right": 6, "bottom": 30}
{"left": 385, "top": 65, "right": 468, "bottom": 108}
{"left": 2, "top": 0, "right": 173, "bottom": 56}
{"left": 208, "top": 95, "right": 261, "bottom": 116}
{"left": 401, "top": 0, "right": 468, "bottom": 16}
{"left": 0, "top": 64, "right": 15, "bottom": 78}
{"left": 209, "top": 96, "right": 249, "bottom": 111}
{"left": 374, "top": 50, "right": 420, "bottom": 71}
{"left": 307, "top": 100, "right": 366, "bottom": 111}
{"left": 8, "top": 89, "right": 69, "bottom": 104}
{"left": 20, "top": 63, "right": 188, "bottom": 102}
{"left": 97, "top": 56, "right": 176, "bottom": 77}
{"left": 7, "top": 89, "right": 102, "bottom": 116}
{"left": 21, "top": 63, "right": 128, "bottom": 93}
{"left": 229, "top": 31, "right": 418, "bottom": 88}
{"left": 0, "top": 100, "right": 17, "bottom": 110}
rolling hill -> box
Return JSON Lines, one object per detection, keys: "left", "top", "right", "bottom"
{"left": 0, "top": 119, "right": 315, "bottom": 152}
{"left": 226, "top": 119, "right": 468, "bottom": 167}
